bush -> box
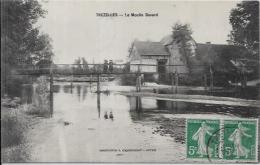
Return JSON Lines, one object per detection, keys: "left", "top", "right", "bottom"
{"left": 25, "top": 76, "right": 51, "bottom": 117}
{"left": 1, "top": 107, "right": 26, "bottom": 148}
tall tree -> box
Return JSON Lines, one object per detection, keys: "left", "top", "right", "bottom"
{"left": 81, "top": 57, "right": 89, "bottom": 71}
{"left": 229, "top": 1, "right": 259, "bottom": 50}
{"left": 1, "top": 0, "right": 54, "bottom": 95}
{"left": 73, "top": 57, "right": 81, "bottom": 71}
{"left": 1, "top": 0, "right": 53, "bottom": 66}
{"left": 172, "top": 23, "right": 196, "bottom": 67}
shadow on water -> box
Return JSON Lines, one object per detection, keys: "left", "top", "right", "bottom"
{"left": 158, "top": 86, "right": 260, "bottom": 100}
{"left": 128, "top": 96, "right": 260, "bottom": 122}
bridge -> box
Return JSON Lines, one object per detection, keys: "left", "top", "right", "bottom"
{"left": 14, "top": 63, "right": 198, "bottom": 75}
{"left": 13, "top": 63, "right": 212, "bottom": 92}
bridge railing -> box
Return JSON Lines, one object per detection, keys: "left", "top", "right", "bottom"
{"left": 15, "top": 63, "right": 206, "bottom": 75}
{"left": 14, "top": 63, "right": 258, "bottom": 77}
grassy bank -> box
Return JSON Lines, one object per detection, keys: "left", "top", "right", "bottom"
{"left": 1, "top": 104, "right": 32, "bottom": 162}
{"left": 1, "top": 76, "right": 52, "bottom": 162}
{"left": 1, "top": 98, "right": 51, "bottom": 162}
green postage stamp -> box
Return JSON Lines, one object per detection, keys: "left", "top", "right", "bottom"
{"left": 186, "top": 118, "right": 258, "bottom": 162}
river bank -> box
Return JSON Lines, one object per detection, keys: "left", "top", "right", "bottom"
{"left": 1, "top": 103, "right": 34, "bottom": 162}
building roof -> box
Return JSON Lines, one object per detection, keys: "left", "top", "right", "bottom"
{"left": 134, "top": 41, "right": 170, "bottom": 56}
{"left": 160, "top": 34, "right": 174, "bottom": 46}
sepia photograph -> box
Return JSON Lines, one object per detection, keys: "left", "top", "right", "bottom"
{"left": 1, "top": 0, "right": 259, "bottom": 163}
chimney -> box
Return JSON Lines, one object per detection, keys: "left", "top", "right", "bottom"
{"left": 206, "top": 42, "right": 211, "bottom": 44}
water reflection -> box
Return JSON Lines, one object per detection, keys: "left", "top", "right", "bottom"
{"left": 19, "top": 82, "right": 260, "bottom": 121}
{"left": 63, "top": 85, "right": 73, "bottom": 94}
{"left": 52, "top": 85, "right": 61, "bottom": 93}
{"left": 50, "top": 86, "right": 53, "bottom": 117}
{"left": 97, "top": 93, "right": 100, "bottom": 118}
{"left": 76, "top": 85, "right": 81, "bottom": 101}
{"left": 129, "top": 96, "right": 260, "bottom": 121}
{"left": 82, "top": 86, "right": 88, "bottom": 101}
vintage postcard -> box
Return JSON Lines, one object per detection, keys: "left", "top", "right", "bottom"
{"left": 1, "top": 0, "right": 259, "bottom": 164}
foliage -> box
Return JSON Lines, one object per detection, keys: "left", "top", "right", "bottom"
{"left": 2, "top": 0, "right": 53, "bottom": 66}
{"left": 172, "top": 23, "right": 196, "bottom": 69}
{"left": 172, "top": 23, "right": 193, "bottom": 42}
{"left": 25, "top": 76, "right": 51, "bottom": 117}
{"left": 81, "top": 57, "right": 89, "bottom": 71}
{"left": 1, "top": 105, "right": 26, "bottom": 148}
{"left": 229, "top": 1, "right": 259, "bottom": 50}
{"left": 73, "top": 57, "right": 90, "bottom": 73}
{"left": 1, "top": 0, "right": 54, "bottom": 95}
{"left": 73, "top": 57, "right": 82, "bottom": 70}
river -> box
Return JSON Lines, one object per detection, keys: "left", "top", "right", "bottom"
{"left": 15, "top": 80, "right": 260, "bottom": 162}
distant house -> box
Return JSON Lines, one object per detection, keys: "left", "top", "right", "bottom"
{"left": 128, "top": 35, "right": 256, "bottom": 84}
{"left": 128, "top": 40, "right": 188, "bottom": 81}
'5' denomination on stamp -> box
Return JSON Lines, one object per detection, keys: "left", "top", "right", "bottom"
{"left": 186, "top": 119, "right": 220, "bottom": 160}
{"left": 223, "top": 119, "right": 258, "bottom": 162}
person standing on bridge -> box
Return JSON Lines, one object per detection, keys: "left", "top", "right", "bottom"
{"left": 109, "top": 60, "right": 113, "bottom": 73}
{"left": 103, "top": 60, "right": 108, "bottom": 73}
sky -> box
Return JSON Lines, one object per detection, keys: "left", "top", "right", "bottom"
{"left": 37, "top": 0, "right": 239, "bottom": 64}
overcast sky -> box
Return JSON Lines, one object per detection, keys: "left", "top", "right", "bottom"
{"left": 38, "top": 0, "right": 239, "bottom": 64}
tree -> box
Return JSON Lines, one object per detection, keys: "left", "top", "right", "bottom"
{"left": 172, "top": 23, "right": 196, "bottom": 67}
{"left": 1, "top": 0, "right": 53, "bottom": 66}
{"left": 81, "top": 57, "right": 89, "bottom": 71}
{"left": 73, "top": 57, "right": 82, "bottom": 73}
{"left": 229, "top": 1, "right": 259, "bottom": 50}
{"left": 1, "top": 0, "right": 54, "bottom": 95}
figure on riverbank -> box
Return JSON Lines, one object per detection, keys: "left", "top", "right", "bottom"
{"left": 104, "top": 111, "right": 108, "bottom": 119}
{"left": 109, "top": 111, "right": 114, "bottom": 120}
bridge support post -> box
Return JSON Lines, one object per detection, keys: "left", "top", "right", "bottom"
{"left": 174, "top": 71, "right": 178, "bottom": 94}
{"left": 136, "top": 75, "right": 138, "bottom": 92}
{"left": 136, "top": 74, "right": 141, "bottom": 92}
{"left": 171, "top": 73, "right": 174, "bottom": 94}
{"left": 97, "top": 74, "right": 100, "bottom": 93}
{"left": 49, "top": 72, "right": 53, "bottom": 117}
{"left": 136, "top": 96, "right": 142, "bottom": 112}
{"left": 204, "top": 74, "right": 207, "bottom": 91}
{"left": 97, "top": 92, "right": 100, "bottom": 118}
{"left": 90, "top": 74, "right": 92, "bottom": 88}
{"left": 241, "top": 66, "right": 247, "bottom": 88}
{"left": 70, "top": 75, "right": 73, "bottom": 92}
{"left": 209, "top": 66, "right": 214, "bottom": 92}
